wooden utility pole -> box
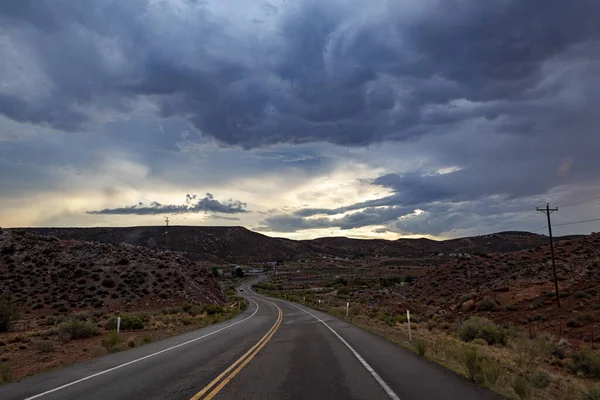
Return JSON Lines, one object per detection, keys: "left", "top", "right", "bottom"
{"left": 537, "top": 203, "right": 560, "bottom": 308}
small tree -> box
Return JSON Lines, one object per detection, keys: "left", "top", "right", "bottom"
{"left": 0, "top": 295, "right": 18, "bottom": 332}
{"left": 233, "top": 268, "right": 244, "bottom": 278}
{"left": 211, "top": 267, "right": 219, "bottom": 277}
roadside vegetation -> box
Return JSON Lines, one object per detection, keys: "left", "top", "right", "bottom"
{"left": 0, "top": 297, "right": 247, "bottom": 385}
{"left": 256, "top": 278, "right": 600, "bottom": 400}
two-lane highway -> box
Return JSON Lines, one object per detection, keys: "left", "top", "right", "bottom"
{"left": 0, "top": 277, "right": 501, "bottom": 400}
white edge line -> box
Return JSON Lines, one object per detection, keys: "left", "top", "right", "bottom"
{"left": 288, "top": 302, "right": 401, "bottom": 400}
{"left": 24, "top": 298, "right": 260, "bottom": 400}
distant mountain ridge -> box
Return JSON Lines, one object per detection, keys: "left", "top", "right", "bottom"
{"left": 14, "top": 226, "right": 581, "bottom": 264}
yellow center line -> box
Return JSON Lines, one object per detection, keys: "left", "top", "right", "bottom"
{"left": 190, "top": 299, "right": 283, "bottom": 400}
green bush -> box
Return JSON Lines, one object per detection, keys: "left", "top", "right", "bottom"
{"left": 35, "top": 340, "right": 55, "bottom": 353}
{"left": 0, "top": 362, "right": 12, "bottom": 384}
{"left": 105, "top": 315, "right": 144, "bottom": 331}
{"left": 507, "top": 304, "right": 518, "bottom": 311}
{"left": 581, "top": 314, "right": 596, "bottom": 324}
{"left": 482, "top": 359, "right": 501, "bottom": 387}
{"left": 575, "top": 291, "right": 587, "bottom": 299}
{"left": 458, "top": 317, "right": 507, "bottom": 345}
{"left": 580, "top": 387, "right": 600, "bottom": 400}
{"left": 204, "top": 304, "right": 223, "bottom": 315}
{"left": 101, "top": 332, "right": 120, "bottom": 352}
{"left": 58, "top": 319, "right": 98, "bottom": 341}
{"left": 512, "top": 376, "right": 530, "bottom": 399}
{"left": 338, "top": 286, "right": 352, "bottom": 296}
{"left": 476, "top": 298, "right": 498, "bottom": 311}
{"left": 567, "top": 319, "right": 583, "bottom": 328}
{"left": 462, "top": 347, "right": 484, "bottom": 384}
{"left": 414, "top": 339, "right": 426, "bottom": 356}
{"left": 529, "top": 299, "right": 544, "bottom": 310}
{"left": 141, "top": 335, "right": 153, "bottom": 344}
{"left": 531, "top": 370, "right": 550, "bottom": 389}
{"left": 0, "top": 295, "right": 19, "bottom": 332}
{"left": 472, "top": 338, "right": 488, "bottom": 346}
{"left": 570, "top": 349, "right": 600, "bottom": 378}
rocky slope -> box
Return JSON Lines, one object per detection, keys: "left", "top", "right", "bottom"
{"left": 0, "top": 229, "right": 225, "bottom": 315}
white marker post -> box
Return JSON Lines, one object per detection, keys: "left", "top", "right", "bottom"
{"left": 346, "top": 302, "right": 349, "bottom": 317}
{"left": 116, "top": 316, "right": 121, "bottom": 334}
{"left": 406, "top": 310, "right": 412, "bottom": 342}
{"left": 303, "top": 296, "right": 306, "bottom": 302}
{"left": 318, "top": 299, "right": 321, "bottom": 307}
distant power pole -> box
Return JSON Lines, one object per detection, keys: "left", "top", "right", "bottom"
{"left": 164, "top": 217, "right": 169, "bottom": 252}
{"left": 537, "top": 203, "right": 560, "bottom": 308}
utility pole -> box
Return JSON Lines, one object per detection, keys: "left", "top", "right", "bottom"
{"left": 164, "top": 217, "right": 169, "bottom": 252}
{"left": 537, "top": 203, "right": 560, "bottom": 308}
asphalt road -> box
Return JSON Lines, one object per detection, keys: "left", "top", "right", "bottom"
{"left": 0, "top": 278, "right": 501, "bottom": 400}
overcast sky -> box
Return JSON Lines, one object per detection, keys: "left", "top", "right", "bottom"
{"left": 1, "top": 0, "right": 599, "bottom": 240}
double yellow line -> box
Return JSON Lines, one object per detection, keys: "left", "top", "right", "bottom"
{"left": 190, "top": 299, "right": 283, "bottom": 400}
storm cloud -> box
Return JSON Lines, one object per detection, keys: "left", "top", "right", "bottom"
{"left": 88, "top": 193, "right": 247, "bottom": 215}
{"left": 2, "top": 1, "right": 599, "bottom": 148}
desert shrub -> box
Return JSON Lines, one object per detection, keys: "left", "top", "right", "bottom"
{"left": 529, "top": 299, "right": 544, "bottom": 310}
{"left": 161, "top": 306, "right": 183, "bottom": 315}
{"left": 507, "top": 304, "right": 518, "bottom": 311}
{"left": 476, "top": 298, "right": 498, "bottom": 311}
{"left": 482, "top": 359, "right": 501, "bottom": 387}
{"left": 472, "top": 338, "right": 488, "bottom": 346}
{"left": 101, "top": 278, "right": 115, "bottom": 288}
{"left": 567, "top": 319, "right": 583, "bottom": 328}
{"left": 570, "top": 349, "right": 600, "bottom": 378}
{"left": 0, "top": 362, "right": 12, "bottom": 384}
{"left": 458, "top": 317, "right": 507, "bottom": 345}
{"left": 462, "top": 347, "right": 484, "bottom": 384}
{"left": 414, "top": 339, "right": 426, "bottom": 356}
{"left": 182, "top": 303, "right": 193, "bottom": 312}
{"left": 141, "top": 335, "right": 153, "bottom": 344}
{"left": 35, "top": 340, "right": 55, "bottom": 353}
{"left": 460, "top": 294, "right": 474, "bottom": 302}
{"left": 0, "top": 295, "right": 19, "bottom": 332}
{"left": 101, "top": 332, "right": 120, "bottom": 352}
{"left": 338, "top": 286, "right": 352, "bottom": 296}
{"left": 127, "top": 339, "right": 136, "bottom": 348}
{"left": 58, "top": 319, "right": 98, "bottom": 341}
{"left": 530, "top": 313, "right": 545, "bottom": 322}
{"left": 580, "top": 387, "right": 600, "bottom": 400}
{"left": 531, "top": 370, "right": 550, "bottom": 389}
{"left": 204, "top": 304, "right": 223, "bottom": 315}
{"left": 581, "top": 314, "right": 596, "bottom": 324}
{"left": 512, "top": 376, "right": 530, "bottom": 399}
{"left": 575, "top": 291, "right": 587, "bottom": 299}
{"left": 105, "top": 315, "right": 144, "bottom": 331}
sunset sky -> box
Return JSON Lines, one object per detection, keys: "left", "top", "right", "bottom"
{"left": 1, "top": 0, "right": 599, "bottom": 240}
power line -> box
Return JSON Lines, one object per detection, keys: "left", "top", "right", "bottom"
{"left": 553, "top": 217, "right": 600, "bottom": 228}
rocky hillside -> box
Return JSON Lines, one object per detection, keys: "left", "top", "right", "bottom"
{"left": 17, "top": 227, "right": 575, "bottom": 263}
{"left": 406, "top": 233, "right": 600, "bottom": 306}
{"left": 0, "top": 229, "right": 225, "bottom": 315}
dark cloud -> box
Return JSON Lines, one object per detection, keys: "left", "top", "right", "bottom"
{"left": 2, "top": 1, "right": 599, "bottom": 148}
{"left": 87, "top": 193, "right": 247, "bottom": 215}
